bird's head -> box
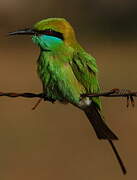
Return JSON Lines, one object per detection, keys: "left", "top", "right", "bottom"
{"left": 9, "top": 18, "right": 77, "bottom": 50}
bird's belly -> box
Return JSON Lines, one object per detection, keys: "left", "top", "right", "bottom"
{"left": 44, "top": 79, "right": 66, "bottom": 102}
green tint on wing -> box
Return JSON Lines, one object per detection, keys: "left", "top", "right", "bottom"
{"left": 70, "top": 49, "right": 101, "bottom": 109}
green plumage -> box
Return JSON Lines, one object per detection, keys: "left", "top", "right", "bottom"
{"left": 37, "top": 49, "right": 84, "bottom": 104}
{"left": 32, "top": 19, "right": 100, "bottom": 108}
{"left": 37, "top": 44, "right": 100, "bottom": 107}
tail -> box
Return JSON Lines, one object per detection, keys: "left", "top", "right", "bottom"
{"left": 84, "top": 104, "right": 118, "bottom": 140}
{"left": 84, "top": 104, "right": 127, "bottom": 174}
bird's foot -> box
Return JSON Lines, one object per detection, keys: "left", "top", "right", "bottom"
{"left": 44, "top": 96, "right": 56, "bottom": 103}
{"left": 111, "top": 88, "right": 135, "bottom": 107}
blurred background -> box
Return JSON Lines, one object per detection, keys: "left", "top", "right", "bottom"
{"left": 0, "top": 0, "right": 137, "bottom": 179}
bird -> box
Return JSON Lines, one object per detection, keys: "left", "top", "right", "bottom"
{"left": 9, "top": 18, "right": 126, "bottom": 174}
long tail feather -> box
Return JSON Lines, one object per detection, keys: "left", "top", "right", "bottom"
{"left": 108, "top": 140, "right": 127, "bottom": 174}
{"left": 84, "top": 103, "right": 127, "bottom": 174}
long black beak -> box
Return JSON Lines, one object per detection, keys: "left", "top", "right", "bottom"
{"left": 9, "top": 28, "right": 35, "bottom": 36}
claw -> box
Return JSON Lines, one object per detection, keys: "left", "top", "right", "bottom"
{"left": 44, "top": 97, "right": 56, "bottom": 103}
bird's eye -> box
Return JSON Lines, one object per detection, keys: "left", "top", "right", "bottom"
{"left": 35, "top": 29, "right": 64, "bottom": 40}
{"left": 44, "top": 29, "right": 53, "bottom": 35}
{"left": 45, "top": 29, "right": 64, "bottom": 40}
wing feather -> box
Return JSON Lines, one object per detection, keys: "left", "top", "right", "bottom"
{"left": 70, "top": 49, "right": 101, "bottom": 109}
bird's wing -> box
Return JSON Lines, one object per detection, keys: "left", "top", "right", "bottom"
{"left": 70, "top": 49, "right": 101, "bottom": 109}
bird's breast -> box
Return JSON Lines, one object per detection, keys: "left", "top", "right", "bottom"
{"left": 37, "top": 52, "right": 86, "bottom": 105}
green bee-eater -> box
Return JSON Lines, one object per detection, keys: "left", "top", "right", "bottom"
{"left": 9, "top": 18, "right": 126, "bottom": 174}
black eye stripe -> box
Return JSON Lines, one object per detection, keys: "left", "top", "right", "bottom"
{"left": 34, "top": 29, "right": 64, "bottom": 40}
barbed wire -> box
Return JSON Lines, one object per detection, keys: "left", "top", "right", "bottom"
{"left": 0, "top": 89, "right": 136, "bottom": 98}
{"left": 0, "top": 88, "right": 136, "bottom": 108}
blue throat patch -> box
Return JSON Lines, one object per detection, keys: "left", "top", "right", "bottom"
{"left": 32, "top": 35, "right": 64, "bottom": 51}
